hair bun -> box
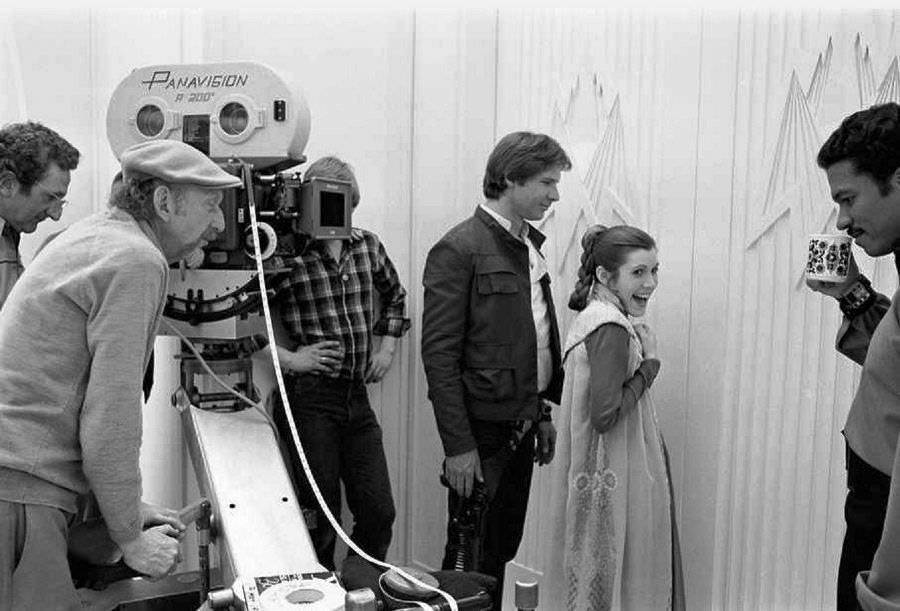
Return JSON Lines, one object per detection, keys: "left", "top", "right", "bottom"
{"left": 581, "top": 224, "right": 608, "bottom": 249}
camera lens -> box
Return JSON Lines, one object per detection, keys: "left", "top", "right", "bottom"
{"left": 220, "top": 102, "right": 249, "bottom": 136}
{"left": 136, "top": 104, "right": 165, "bottom": 137}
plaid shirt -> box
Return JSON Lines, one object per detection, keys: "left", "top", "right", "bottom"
{"left": 272, "top": 229, "right": 410, "bottom": 381}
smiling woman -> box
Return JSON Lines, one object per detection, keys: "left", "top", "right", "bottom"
{"left": 544, "top": 223, "right": 684, "bottom": 610}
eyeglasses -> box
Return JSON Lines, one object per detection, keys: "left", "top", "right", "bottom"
{"left": 32, "top": 182, "right": 68, "bottom": 209}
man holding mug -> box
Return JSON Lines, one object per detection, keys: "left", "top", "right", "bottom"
{"left": 808, "top": 101, "right": 900, "bottom": 610}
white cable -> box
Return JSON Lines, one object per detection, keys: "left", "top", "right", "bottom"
{"left": 240, "top": 163, "right": 459, "bottom": 611}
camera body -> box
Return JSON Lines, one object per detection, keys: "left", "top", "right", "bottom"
{"left": 201, "top": 171, "right": 352, "bottom": 269}
{"left": 107, "top": 61, "right": 310, "bottom": 169}
{"left": 107, "top": 61, "right": 352, "bottom": 271}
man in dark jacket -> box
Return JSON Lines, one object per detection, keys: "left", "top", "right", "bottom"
{"left": 422, "top": 131, "right": 571, "bottom": 607}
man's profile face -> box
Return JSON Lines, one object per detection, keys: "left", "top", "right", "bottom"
{"left": 827, "top": 159, "right": 900, "bottom": 257}
{"left": 6, "top": 162, "right": 70, "bottom": 233}
{"left": 504, "top": 166, "right": 562, "bottom": 222}
{"left": 163, "top": 185, "right": 225, "bottom": 262}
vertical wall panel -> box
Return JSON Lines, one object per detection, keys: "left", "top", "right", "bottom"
{"left": 407, "top": 9, "right": 498, "bottom": 570}
{"left": 713, "top": 10, "right": 900, "bottom": 611}
{"left": 499, "top": 8, "right": 900, "bottom": 611}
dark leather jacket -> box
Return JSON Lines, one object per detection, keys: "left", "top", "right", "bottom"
{"left": 421, "top": 207, "right": 563, "bottom": 456}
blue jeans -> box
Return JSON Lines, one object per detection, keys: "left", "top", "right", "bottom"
{"left": 276, "top": 375, "right": 395, "bottom": 570}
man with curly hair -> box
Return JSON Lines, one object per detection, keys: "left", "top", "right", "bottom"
{"left": 0, "top": 121, "right": 80, "bottom": 307}
{"left": 809, "top": 101, "right": 900, "bottom": 609}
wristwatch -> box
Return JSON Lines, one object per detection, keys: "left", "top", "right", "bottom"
{"left": 838, "top": 275, "right": 876, "bottom": 318}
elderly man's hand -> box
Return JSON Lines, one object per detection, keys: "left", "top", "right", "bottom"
{"left": 120, "top": 525, "right": 182, "bottom": 580}
{"left": 141, "top": 501, "right": 186, "bottom": 538}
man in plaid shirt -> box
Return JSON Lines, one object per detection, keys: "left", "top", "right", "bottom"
{"left": 265, "top": 156, "right": 410, "bottom": 570}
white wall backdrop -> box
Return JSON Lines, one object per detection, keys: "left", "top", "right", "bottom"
{"left": 3, "top": 7, "right": 900, "bottom": 610}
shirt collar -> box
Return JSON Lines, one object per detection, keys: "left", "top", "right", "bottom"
{"left": 0, "top": 218, "right": 18, "bottom": 246}
{"left": 479, "top": 203, "right": 530, "bottom": 241}
{"left": 299, "top": 228, "right": 364, "bottom": 257}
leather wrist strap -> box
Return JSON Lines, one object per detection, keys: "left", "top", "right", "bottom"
{"left": 838, "top": 275, "right": 876, "bottom": 318}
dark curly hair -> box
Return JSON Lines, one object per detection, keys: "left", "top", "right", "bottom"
{"left": 482, "top": 131, "right": 572, "bottom": 199}
{"left": 568, "top": 224, "right": 656, "bottom": 311}
{"left": 0, "top": 121, "right": 80, "bottom": 191}
{"left": 817, "top": 102, "right": 900, "bottom": 196}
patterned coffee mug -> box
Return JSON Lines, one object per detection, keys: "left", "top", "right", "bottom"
{"left": 806, "top": 233, "right": 851, "bottom": 283}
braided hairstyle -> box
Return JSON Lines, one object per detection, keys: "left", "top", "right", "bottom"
{"left": 568, "top": 224, "right": 656, "bottom": 311}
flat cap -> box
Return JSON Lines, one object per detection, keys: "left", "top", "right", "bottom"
{"left": 120, "top": 140, "right": 242, "bottom": 189}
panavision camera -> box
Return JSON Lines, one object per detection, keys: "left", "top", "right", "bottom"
{"left": 107, "top": 61, "right": 353, "bottom": 270}
{"left": 106, "top": 61, "right": 353, "bottom": 334}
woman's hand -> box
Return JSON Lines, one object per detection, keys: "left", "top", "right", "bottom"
{"left": 633, "top": 322, "right": 658, "bottom": 360}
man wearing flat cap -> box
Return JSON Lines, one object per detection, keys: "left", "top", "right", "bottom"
{"left": 0, "top": 139, "right": 241, "bottom": 610}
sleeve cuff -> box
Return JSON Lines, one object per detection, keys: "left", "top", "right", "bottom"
{"left": 107, "top": 517, "right": 143, "bottom": 546}
{"left": 857, "top": 571, "right": 900, "bottom": 611}
{"left": 373, "top": 317, "right": 411, "bottom": 337}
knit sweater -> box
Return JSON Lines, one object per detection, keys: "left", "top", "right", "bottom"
{"left": 0, "top": 208, "right": 168, "bottom": 544}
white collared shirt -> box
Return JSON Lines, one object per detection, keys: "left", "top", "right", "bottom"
{"left": 480, "top": 204, "right": 552, "bottom": 392}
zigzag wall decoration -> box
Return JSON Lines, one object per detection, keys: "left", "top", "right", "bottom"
{"left": 746, "top": 70, "right": 831, "bottom": 260}
{"left": 746, "top": 34, "right": 900, "bottom": 288}
{"left": 873, "top": 57, "right": 900, "bottom": 104}
{"left": 806, "top": 38, "right": 833, "bottom": 114}
{"left": 547, "top": 71, "right": 642, "bottom": 275}
{"left": 856, "top": 33, "right": 878, "bottom": 106}
{"left": 745, "top": 37, "right": 849, "bottom": 288}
